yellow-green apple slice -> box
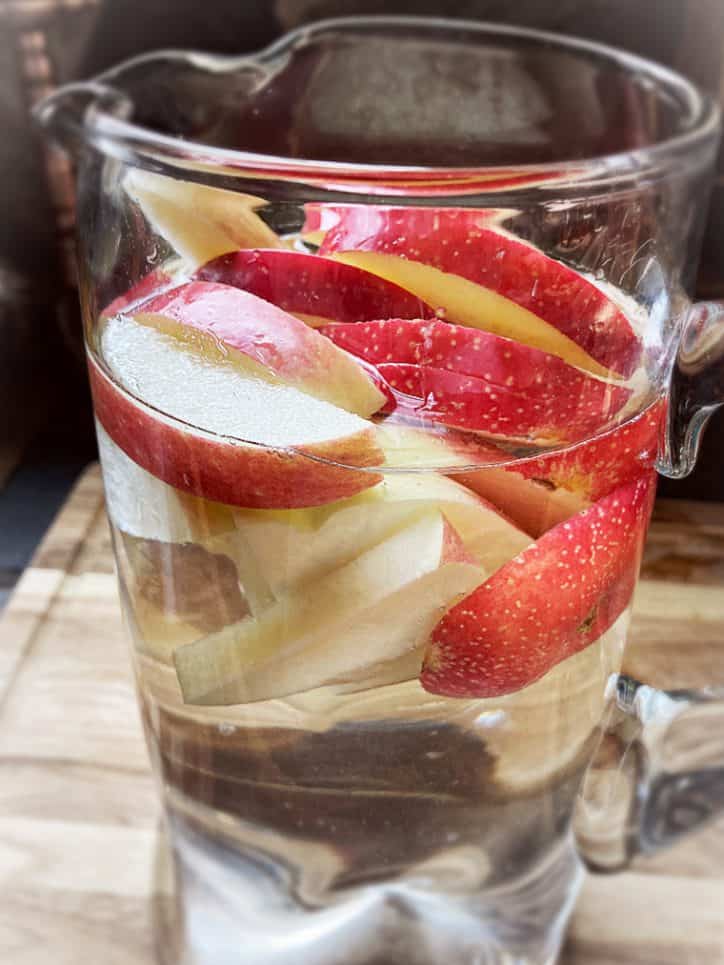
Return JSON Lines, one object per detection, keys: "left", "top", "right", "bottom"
{"left": 174, "top": 512, "right": 483, "bottom": 705}
{"left": 421, "top": 472, "right": 656, "bottom": 699}
{"left": 231, "top": 472, "right": 531, "bottom": 596}
{"left": 321, "top": 207, "right": 640, "bottom": 377}
{"left": 196, "top": 248, "right": 435, "bottom": 325}
{"left": 98, "top": 422, "right": 274, "bottom": 615}
{"left": 91, "top": 312, "right": 383, "bottom": 509}
{"left": 124, "top": 169, "right": 284, "bottom": 268}
{"left": 132, "top": 280, "right": 386, "bottom": 416}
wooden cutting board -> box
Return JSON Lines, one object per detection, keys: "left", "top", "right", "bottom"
{"left": 1, "top": 465, "right": 723, "bottom": 965}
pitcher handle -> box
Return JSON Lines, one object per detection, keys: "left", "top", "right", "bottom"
{"left": 578, "top": 299, "right": 724, "bottom": 871}
{"left": 658, "top": 300, "right": 724, "bottom": 479}
{"left": 576, "top": 675, "right": 724, "bottom": 871}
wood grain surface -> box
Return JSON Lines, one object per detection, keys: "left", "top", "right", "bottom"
{"left": 1, "top": 464, "right": 723, "bottom": 965}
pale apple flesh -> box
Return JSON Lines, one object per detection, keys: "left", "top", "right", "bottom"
{"left": 173, "top": 512, "right": 484, "bottom": 705}
{"left": 132, "top": 280, "right": 386, "bottom": 417}
{"left": 124, "top": 169, "right": 284, "bottom": 268}
{"left": 230, "top": 472, "right": 531, "bottom": 598}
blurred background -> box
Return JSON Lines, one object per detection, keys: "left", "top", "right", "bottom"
{"left": 2, "top": 0, "right": 724, "bottom": 606}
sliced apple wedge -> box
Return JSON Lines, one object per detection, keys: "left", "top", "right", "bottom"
{"left": 101, "top": 267, "right": 174, "bottom": 319}
{"left": 457, "top": 399, "right": 664, "bottom": 535}
{"left": 231, "top": 471, "right": 531, "bottom": 596}
{"left": 100, "top": 422, "right": 275, "bottom": 621}
{"left": 320, "top": 318, "right": 631, "bottom": 439}
{"left": 421, "top": 473, "right": 656, "bottom": 699}
{"left": 375, "top": 423, "right": 587, "bottom": 536}
{"left": 97, "top": 420, "right": 233, "bottom": 543}
{"left": 330, "top": 646, "right": 428, "bottom": 694}
{"left": 91, "top": 312, "right": 383, "bottom": 509}
{"left": 330, "top": 250, "right": 613, "bottom": 379}
{"left": 196, "top": 249, "right": 434, "bottom": 326}
{"left": 376, "top": 403, "right": 663, "bottom": 538}
{"left": 174, "top": 512, "right": 484, "bottom": 705}
{"left": 133, "top": 280, "right": 385, "bottom": 417}
{"left": 321, "top": 208, "right": 641, "bottom": 377}
{"left": 378, "top": 360, "right": 628, "bottom": 444}
{"left": 124, "top": 169, "right": 283, "bottom": 268}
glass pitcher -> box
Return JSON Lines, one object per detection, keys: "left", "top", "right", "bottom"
{"left": 36, "top": 17, "right": 724, "bottom": 965}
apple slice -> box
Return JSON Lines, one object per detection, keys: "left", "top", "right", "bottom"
{"left": 97, "top": 420, "right": 233, "bottom": 543}
{"left": 377, "top": 423, "right": 584, "bottom": 538}
{"left": 124, "top": 169, "right": 283, "bottom": 268}
{"left": 133, "top": 280, "right": 385, "bottom": 417}
{"left": 174, "top": 511, "right": 483, "bottom": 705}
{"left": 421, "top": 472, "right": 656, "bottom": 699}
{"left": 329, "top": 250, "right": 614, "bottom": 380}
{"left": 98, "top": 422, "right": 275, "bottom": 615}
{"left": 300, "top": 203, "right": 343, "bottom": 246}
{"left": 231, "top": 472, "right": 531, "bottom": 596}
{"left": 376, "top": 402, "right": 662, "bottom": 538}
{"left": 325, "top": 317, "right": 629, "bottom": 442}
{"left": 91, "top": 312, "right": 383, "bottom": 509}
{"left": 378, "top": 365, "right": 627, "bottom": 446}
{"left": 457, "top": 400, "right": 664, "bottom": 534}
{"left": 101, "top": 267, "right": 175, "bottom": 319}
{"left": 196, "top": 249, "right": 435, "bottom": 326}
{"left": 321, "top": 316, "right": 623, "bottom": 391}
{"left": 321, "top": 208, "right": 641, "bottom": 377}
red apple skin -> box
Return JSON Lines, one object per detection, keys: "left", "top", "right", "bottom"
{"left": 196, "top": 248, "right": 435, "bottom": 325}
{"left": 323, "top": 317, "right": 630, "bottom": 441}
{"left": 302, "top": 204, "right": 343, "bottom": 237}
{"left": 421, "top": 472, "right": 656, "bottom": 699}
{"left": 455, "top": 399, "right": 664, "bottom": 535}
{"left": 320, "top": 208, "right": 641, "bottom": 377}
{"left": 319, "top": 318, "right": 424, "bottom": 366}
{"left": 497, "top": 399, "right": 664, "bottom": 502}
{"left": 102, "top": 268, "right": 172, "bottom": 318}
{"left": 88, "top": 357, "right": 383, "bottom": 510}
{"left": 377, "top": 360, "right": 630, "bottom": 445}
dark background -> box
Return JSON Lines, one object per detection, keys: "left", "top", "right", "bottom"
{"left": 1, "top": 0, "right": 724, "bottom": 601}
